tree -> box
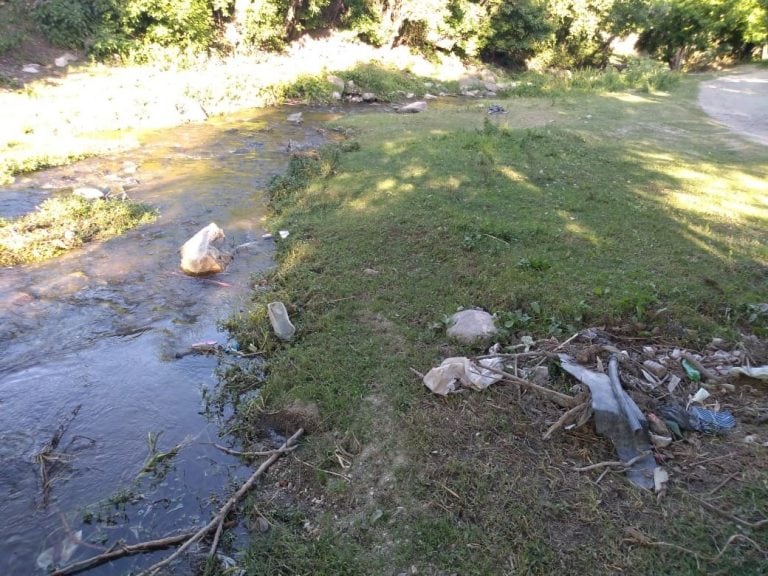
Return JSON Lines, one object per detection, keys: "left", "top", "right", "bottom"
{"left": 636, "top": 0, "right": 765, "bottom": 69}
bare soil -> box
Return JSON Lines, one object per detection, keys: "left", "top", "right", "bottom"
{"left": 698, "top": 66, "right": 768, "bottom": 147}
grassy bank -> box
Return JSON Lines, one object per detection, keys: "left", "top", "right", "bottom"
{"left": 223, "top": 74, "right": 768, "bottom": 575}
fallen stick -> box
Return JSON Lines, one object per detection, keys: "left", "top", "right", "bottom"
{"left": 138, "top": 428, "right": 305, "bottom": 576}
{"left": 542, "top": 401, "right": 591, "bottom": 440}
{"left": 51, "top": 530, "right": 197, "bottom": 576}
{"left": 624, "top": 527, "right": 767, "bottom": 567}
{"left": 573, "top": 452, "right": 649, "bottom": 473}
{"left": 480, "top": 364, "right": 579, "bottom": 408}
{"left": 692, "top": 495, "right": 768, "bottom": 529}
{"left": 212, "top": 443, "right": 297, "bottom": 458}
{"left": 706, "top": 472, "right": 740, "bottom": 496}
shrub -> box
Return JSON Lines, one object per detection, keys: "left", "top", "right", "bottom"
{"left": 33, "top": 0, "right": 100, "bottom": 48}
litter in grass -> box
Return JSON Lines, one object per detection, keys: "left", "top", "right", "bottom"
{"left": 420, "top": 327, "right": 753, "bottom": 491}
{"left": 268, "top": 301, "right": 296, "bottom": 341}
{"left": 729, "top": 365, "right": 768, "bottom": 381}
{"left": 559, "top": 353, "right": 657, "bottom": 489}
{"left": 422, "top": 357, "right": 503, "bottom": 395}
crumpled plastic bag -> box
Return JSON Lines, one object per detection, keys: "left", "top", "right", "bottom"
{"left": 728, "top": 365, "right": 768, "bottom": 381}
{"left": 423, "top": 357, "right": 504, "bottom": 395}
{"left": 36, "top": 530, "right": 82, "bottom": 570}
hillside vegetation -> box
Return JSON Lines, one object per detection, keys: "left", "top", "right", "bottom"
{"left": 2, "top": 0, "right": 766, "bottom": 71}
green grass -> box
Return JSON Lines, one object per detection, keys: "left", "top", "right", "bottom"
{"left": 0, "top": 195, "right": 157, "bottom": 266}
{"left": 225, "top": 73, "right": 768, "bottom": 575}
{"left": 512, "top": 58, "right": 681, "bottom": 96}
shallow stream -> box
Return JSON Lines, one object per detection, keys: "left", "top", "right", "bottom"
{"left": 0, "top": 107, "right": 333, "bottom": 575}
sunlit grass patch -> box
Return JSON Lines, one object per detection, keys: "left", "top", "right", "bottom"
{"left": 512, "top": 58, "right": 681, "bottom": 96}
{"left": 227, "top": 74, "right": 767, "bottom": 575}
{"left": 0, "top": 195, "right": 157, "bottom": 266}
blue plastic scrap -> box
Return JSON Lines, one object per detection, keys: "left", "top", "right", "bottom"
{"left": 659, "top": 404, "right": 736, "bottom": 434}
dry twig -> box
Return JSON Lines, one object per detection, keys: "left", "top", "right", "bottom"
{"left": 692, "top": 495, "right": 768, "bottom": 529}
{"left": 480, "top": 364, "right": 579, "bottom": 408}
{"left": 137, "top": 428, "right": 304, "bottom": 576}
{"left": 212, "top": 444, "right": 297, "bottom": 458}
{"left": 623, "top": 527, "right": 767, "bottom": 567}
{"left": 51, "top": 530, "right": 197, "bottom": 576}
{"left": 573, "top": 452, "right": 649, "bottom": 473}
{"left": 542, "top": 401, "right": 591, "bottom": 440}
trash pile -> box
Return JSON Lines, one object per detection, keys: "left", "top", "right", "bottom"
{"left": 422, "top": 328, "right": 767, "bottom": 493}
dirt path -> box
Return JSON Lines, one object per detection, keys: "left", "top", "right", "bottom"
{"left": 698, "top": 66, "right": 768, "bottom": 146}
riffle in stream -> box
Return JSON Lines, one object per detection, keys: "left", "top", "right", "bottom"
{"left": 0, "top": 108, "right": 332, "bottom": 575}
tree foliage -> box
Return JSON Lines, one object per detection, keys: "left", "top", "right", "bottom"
{"left": 29, "top": 0, "right": 768, "bottom": 68}
{"left": 636, "top": 0, "right": 766, "bottom": 69}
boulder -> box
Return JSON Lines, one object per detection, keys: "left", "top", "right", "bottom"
{"left": 286, "top": 112, "right": 303, "bottom": 124}
{"left": 345, "top": 80, "right": 361, "bottom": 95}
{"left": 398, "top": 101, "right": 427, "bottom": 114}
{"left": 362, "top": 92, "right": 377, "bottom": 102}
{"left": 446, "top": 309, "right": 498, "bottom": 344}
{"left": 73, "top": 187, "right": 106, "bottom": 200}
{"left": 180, "top": 223, "right": 230, "bottom": 275}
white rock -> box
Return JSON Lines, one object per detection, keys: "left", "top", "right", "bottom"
{"left": 424, "top": 93, "right": 437, "bottom": 100}
{"left": 22, "top": 64, "right": 39, "bottom": 73}
{"left": 362, "top": 92, "right": 377, "bottom": 102}
{"left": 286, "top": 112, "right": 303, "bottom": 124}
{"left": 54, "top": 53, "right": 77, "bottom": 67}
{"left": 446, "top": 309, "right": 497, "bottom": 344}
{"left": 331, "top": 91, "right": 342, "bottom": 100}
{"left": 398, "top": 101, "right": 427, "bottom": 114}
{"left": 180, "top": 223, "right": 230, "bottom": 275}
{"left": 73, "top": 187, "right": 106, "bottom": 200}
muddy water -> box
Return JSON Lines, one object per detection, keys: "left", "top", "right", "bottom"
{"left": 0, "top": 108, "right": 332, "bottom": 575}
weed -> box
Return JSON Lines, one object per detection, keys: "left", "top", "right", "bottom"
{"left": 337, "top": 63, "right": 431, "bottom": 101}
{"left": 511, "top": 59, "right": 681, "bottom": 97}
{"left": 0, "top": 195, "right": 157, "bottom": 266}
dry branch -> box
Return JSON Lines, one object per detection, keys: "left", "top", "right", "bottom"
{"left": 573, "top": 452, "right": 649, "bottom": 472}
{"left": 51, "top": 530, "right": 197, "bottom": 576}
{"left": 479, "top": 364, "right": 579, "bottom": 408}
{"left": 137, "top": 428, "right": 305, "bottom": 576}
{"left": 542, "top": 401, "right": 591, "bottom": 440}
{"left": 213, "top": 443, "right": 297, "bottom": 458}
{"left": 623, "top": 527, "right": 767, "bottom": 566}
{"left": 692, "top": 495, "right": 768, "bottom": 529}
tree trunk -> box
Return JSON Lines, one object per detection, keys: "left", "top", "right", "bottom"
{"left": 670, "top": 46, "right": 685, "bottom": 71}
{"left": 379, "top": 0, "right": 405, "bottom": 47}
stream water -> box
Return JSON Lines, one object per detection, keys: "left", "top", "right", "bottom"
{"left": 0, "top": 107, "right": 333, "bottom": 575}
